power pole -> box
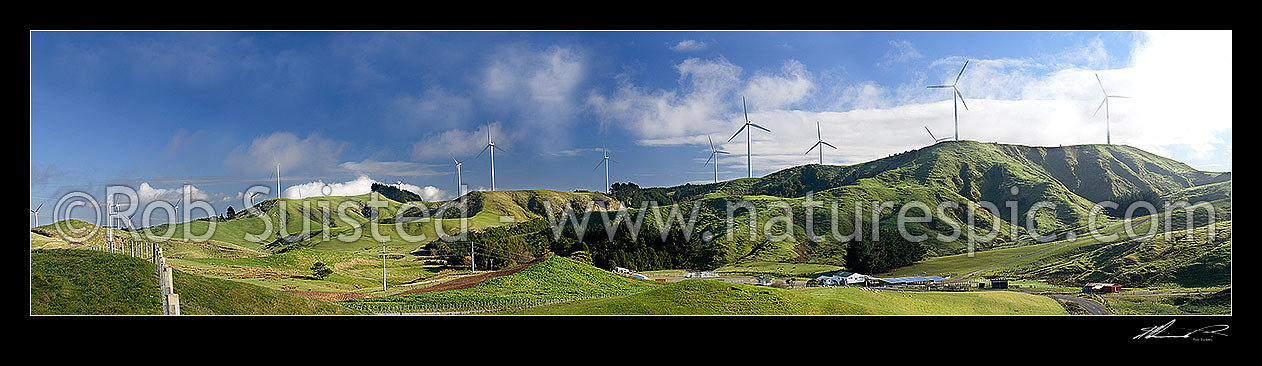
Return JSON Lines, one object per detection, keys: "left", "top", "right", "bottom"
{"left": 380, "top": 238, "right": 387, "bottom": 292}
{"left": 470, "top": 242, "right": 476, "bottom": 272}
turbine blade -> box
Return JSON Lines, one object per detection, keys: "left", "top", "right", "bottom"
{"left": 806, "top": 142, "right": 820, "bottom": 155}
{"left": 816, "top": 121, "right": 822, "bottom": 141}
{"left": 708, "top": 135, "right": 715, "bottom": 150}
{"left": 704, "top": 152, "right": 715, "bottom": 167}
{"left": 955, "top": 89, "right": 969, "bottom": 110}
{"left": 727, "top": 124, "right": 747, "bottom": 142}
{"left": 593, "top": 159, "right": 605, "bottom": 171}
{"left": 955, "top": 60, "right": 969, "bottom": 85}
{"left": 743, "top": 96, "right": 749, "bottom": 123}
{"left": 1093, "top": 98, "right": 1108, "bottom": 117}
{"left": 716, "top": 150, "right": 730, "bottom": 154}
{"left": 821, "top": 141, "right": 838, "bottom": 149}
{"left": 1096, "top": 73, "right": 1108, "bottom": 95}
{"left": 926, "top": 85, "right": 953, "bottom": 88}
{"left": 749, "top": 123, "right": 771, "bottom": 133}
{"left": 1109, "top": 95, "right": 1129, "bottom": 99}
{"left": 609, "top": 158, "right": 619, "bottom": 164}
{"left": 36, "top": 203, "right": 43, "bottom": 211}
{"left": 494, "top": 145, "right": 507, "bottom": 153}
{"left": 925, "top": 126, "right": 937, "bottom": 141}
{"left": 476, "top": 144, "right": 490, "bottom": 158}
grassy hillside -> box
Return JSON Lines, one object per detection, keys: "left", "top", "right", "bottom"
{"left": 169, "top": 247, "right": 433, "bottom": 294}
{"left": 172, "top": 268, "right": 364, "bottom": 315}
{"left": 31, "top": 249, "right": 162, "bottom": 315}
{"left": 342, "top": 255, "right": 663, "bottom": 310}
{"left": 142, "top": 190, "right": 619, "bottom": 255}
{"left": 580, "top": 142, "right": 1229, "bottom": 271}
{"left": 506, "top": 279, "right": 1066, "bottom": 315}
{"left": 30, "top": 249, "right": 363, "bottom": 315}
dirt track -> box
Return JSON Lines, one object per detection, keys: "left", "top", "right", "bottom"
{"left": 399, "top": 256, "right": 548, "bottom": 294}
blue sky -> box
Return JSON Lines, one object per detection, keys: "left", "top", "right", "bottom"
{"left": 29, "top": 31, "right": 1232, "bottom": 225}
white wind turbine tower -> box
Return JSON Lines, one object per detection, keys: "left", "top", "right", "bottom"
{"left": 924, "top": 126, "right": 951, "bottom": 144}
{"left": 451, "top": 155, "right": 464, "bottom": 197}
{"left": 927, "top": 60, "right": 970, "bottom": 141}
{"left": 593, "top": 145, "right": 617, "bottom": 193}
{"left": 476, "top": 123, "right": 506, "bottom": 191}
{"left": 727, "top": 96, "right": 772, "bottom": 178}
{"left": 804, "top": 121, "right": 837, "bottom": 165}
{"left": 276, "top": 162, "right": 282, "bottom": 199}
{"left": 1094, "top": 73, "right": 1129, "bottom": 145}
{"left": 30, "top": 203, "right": 43, "bottom": 227}
{"left": 703, "top": 136, "right": 730, "bottom": 184}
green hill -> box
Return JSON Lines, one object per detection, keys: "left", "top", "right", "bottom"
{"left": 30, "top": 249, "right": 363, "bottom": 315}
{"left": 145, "top": 189, "right": 620, "bottom": 254}
{"left": 444, "top": 142, "right": 1230, "bottom": 274}
{"left": 506, "top": 279, "right": 1067, "bottom": 315}
{"left": 341, "top": 255, "right": 663, "bottom": 312}
{"left": 31, "top": 249, "right": 162, "bottom": 314}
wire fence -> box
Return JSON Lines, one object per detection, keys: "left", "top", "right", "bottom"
{"left": 341, "top": 293, "right": 622, "bottom": 314}
{"left": 79, "top": 233, "right": 181, "bottom": 315}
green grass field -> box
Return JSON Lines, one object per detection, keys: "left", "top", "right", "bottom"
{"left": 1101, "top": 291, "right": 1230, "bottom": 315}
{"left": 505, "top": 279, "right": 1067, "bottom": 315}
{"left": 31, "top": 249, "right": 363, "bottom": 315}
{"left": 31, "top": 249, "right": 162, "bottom": 315}
{"left": 342, "top": 256, "right": 663, "bottom": 311}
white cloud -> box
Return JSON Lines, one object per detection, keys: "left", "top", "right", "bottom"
{"left": 135, "top": 182, "right": 212, "bottom": 205}
{"left": 879, "top": 40, "right": 923, "bottom": 67}
{"left": 389, "top": 86, "right": 473, "bottom": 131}
{"left": 412, "top": 122, "right": 515, "bottom": 160}
{"left": 224, "top": 132, "right": 345, "bottom": 174}
{"left": 671, "top": 40, "right": 707, "bottom": 52}
{"left": 588, "top": 56, "right": 743, "bottom": 141}
{"left": 282, "top": 175, "right": 450, "bottom": 201}
{"left": 743, "top": 59, "right": 814, "bottom": 110}
{"left": 546, "top": 147, "right": 606, "bottom": 157}
{"left": 481, "top": 44, "right": 586, "bottom": 140}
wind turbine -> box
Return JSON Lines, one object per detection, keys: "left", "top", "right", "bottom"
{"left": 804, "top": 121, "right": 837, "bottom": 165}
{"left": 924, "top": 126, "right": 951, "bottom": 144}
{"left": 927, "top": 60, "right": 970, "bottom": 141}
{"left": 476, "top": 123, "right": 506, "bottom": 191}
{"left": 727, "top": 96, "right": 772, "bottom": 178}
{"left": 1093, "top": 73, "right": 1129, "bottom": 145}
{"left": 276, "top": 162, "right": 282, "bottom": 200}
{"left": 593, "top": 145, "right": 617, "bottom": 193}
{"left": 451, "top": 155, "right": 464, "bottom": 197}
{"left": 703, "top": 136, "right": 730, "bottom": 184}
{"left": 30, "top": 203, "right": 43, "bottom": 227}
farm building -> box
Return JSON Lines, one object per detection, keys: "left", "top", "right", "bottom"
{"left": 990, "top": 279, "right": 1009, "bottom": 289}
{"left": 1082, "top": 283, "right": 1122, "bottom": 293}
{"left": 613, "top": 267, "right": 631, "bottom": 274}
{"left": 815, "top": 271, "right": 870, "bottom": 286}
{"left": 685, "top": 272, "right": 719, "bottom": 278}
{"left": 754, "top": 276, "right": 774, "bottom": 286}
{"left": 868, "top": 276, "right": 948, "bottom": 286}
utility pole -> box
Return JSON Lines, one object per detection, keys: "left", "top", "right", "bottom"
{"left": 380, "top": 238, "right": 387, "bottom": 292}
{"left": 470, "top": 242, "right": 476, "bottom": 272}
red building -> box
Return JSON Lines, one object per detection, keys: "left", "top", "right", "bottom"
{"left": 1082, "top": 283, "right": 1122, "bottom": 293}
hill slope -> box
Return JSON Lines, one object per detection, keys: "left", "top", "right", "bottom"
{"left": 30, "top": 249, "right": 363, "bottom": 315}
{"left": 507, "top": 279, "right": 1066, "bottom": 315}
{"left": 341, "top": 255, "right": 663, "bottom": 311}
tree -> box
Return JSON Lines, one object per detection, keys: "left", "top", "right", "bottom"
{"left": 310, "top": 261, "right": 333, "bottom": 280}
{"left": 569, "top": 250, "right": 593, "bottom": 264}
{"left": 225, "top": 206, "right": 236, "bottom": 219}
